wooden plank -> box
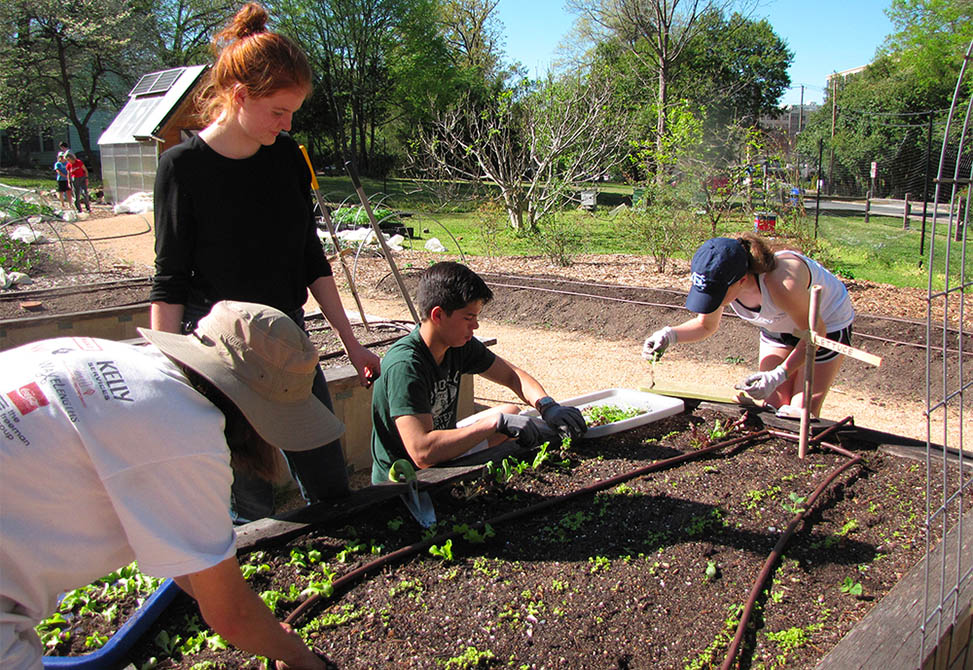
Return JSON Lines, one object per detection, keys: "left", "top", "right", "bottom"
{"left": 816, "top": 508, "right": 973, "bottom": 669}
{"left": 639, "top": 378, "right": 758, "bottom": 406}
{"left": 235, "top": 442, "right": 527, "bottom": 552}
{"left": 0, "top": 303, "right": 150, "bottom": 351}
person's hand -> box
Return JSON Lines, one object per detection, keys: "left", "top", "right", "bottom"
{"left": 735, "top": 365, "right": 788, "bottom": 399}
{"left": 642, "top": 326, "right": 675, "bottom": 361}
{"left": 495, "top": 414, "right": 559, "bottom": 448}
{"left": 538, "top": 400, "right": 587, "bottom": 438}
{"left": 273, "top": 623, "right": 334, "bottom": 669}
{"left": 347, "top": 343, "right": 381, "bottom": 388}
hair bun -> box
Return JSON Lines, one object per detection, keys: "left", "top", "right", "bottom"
{"left": 226, "top": 3, "right": 269, "bottom": 41}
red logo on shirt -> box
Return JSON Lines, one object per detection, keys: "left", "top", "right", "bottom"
{"left": 7, "top": 383, "right": 49, "bottom": 414}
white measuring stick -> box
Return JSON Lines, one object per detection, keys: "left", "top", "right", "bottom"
{"left": 793, "top": 329, "right": 883, "bottom": 367}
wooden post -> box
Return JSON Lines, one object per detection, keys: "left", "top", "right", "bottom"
{"left": 865, "top": 189, "right": 871, "bottom": 223}
{"left": 903, "top": 192, "right": 911, "bottom": 230}
{"left": 799, "top": 285, "right": 822, "bottom": 459}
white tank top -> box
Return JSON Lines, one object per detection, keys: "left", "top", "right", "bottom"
{"left": 729, "top": 251, "right": 854, "bottom": 335}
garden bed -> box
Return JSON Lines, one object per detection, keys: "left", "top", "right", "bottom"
{"left": 40, "top": 406, "right": 969, "bottom": 669}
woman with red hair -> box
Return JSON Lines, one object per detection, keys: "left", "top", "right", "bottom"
{"left": 150, "top": 3, "right": 380, "bottom": 522}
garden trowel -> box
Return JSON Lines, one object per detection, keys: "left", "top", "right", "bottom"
{"left": 388, "top": 459, "right": 436, "bottom": 528}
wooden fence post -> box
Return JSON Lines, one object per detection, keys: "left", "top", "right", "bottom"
{"left": 799, "top": 285, "right": 822, "bottom": 459}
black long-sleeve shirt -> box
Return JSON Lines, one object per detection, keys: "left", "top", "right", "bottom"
{"left": 150, "top": 132, "right": 332, "bottom": 314}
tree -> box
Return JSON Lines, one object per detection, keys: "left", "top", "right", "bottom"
{"left": 274, "top": 0, "right": 465, "bottom": 172}
{"left": 796, "top": 0, "right": 972, "bottom": 197}
{"left": 415, "top": 70, "right": 630, "bottom": 231}
{"left": 0, "top": 0, "right": 152, "bottom": 160}
{"left": 148, "top": 0, "right": 238, "bottom": 66}
{"left": 673, "top": 11, "right": 791, "bottom": 130}
{"left": 883, "top": 0, "right": 973, "bottom": 99}
{"left": 567, "top": 0, "right": 756, "bottom": 171}
{"left": 439, "top": 0, "right": 503, "bottom": 77}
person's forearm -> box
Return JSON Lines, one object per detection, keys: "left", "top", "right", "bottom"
{"left": 507, "top": 366, "right": 548, "bottom": 408}
{"left": 402, "top": 417, "right": 501, "bottom": 469}
{"left": 150, "top": 301, "right": 185, "bottom": 333}
{"left": 309, "top": 276, "right": 358, "bottom": 347}
{"left": 671, "top": 315, "right": 718, "bottom": 344}
{"left": 191, "top": 565, "right": 320, "bottom": 668}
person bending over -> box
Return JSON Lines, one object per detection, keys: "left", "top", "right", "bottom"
{"left": 370, "top": 261, "right": 587, "bottom": 483}
{"left": 642, "top": 233, "right": 854, "bottom": 417}
{"left": 0, "top": 301, "right": 339, "bottom": 669}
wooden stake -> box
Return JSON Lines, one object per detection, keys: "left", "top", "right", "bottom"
{"left": 799, "top": 285, "right": 822, "bottom": 459}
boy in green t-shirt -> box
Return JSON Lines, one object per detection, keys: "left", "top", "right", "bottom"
{"left": 371, "top": 262, "right": 587, "bottom": 483}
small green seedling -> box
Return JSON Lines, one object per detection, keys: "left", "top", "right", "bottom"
{"left": 839, "top": 577, "right": 863, "bottom": 596}
{"left": 581, "top": 404, "right": 645, "bottom": 427}
{"left": 452, "top": 523, "right": 495, "bottom": 544}
{"left": 428, "top": 539, "right": 454, "bottom": 562}
{"left": 704, "top": 560, "right": 718, "bottom": 581}
{"left": 782, "top": 492, "right": 808, "bottom": 515}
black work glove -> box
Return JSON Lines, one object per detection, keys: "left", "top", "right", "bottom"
{"left": 495, "top": 414, "right": 559, "bottom": 448}
{"left": 537, "top": 397, "right": 588, "bottom": 438}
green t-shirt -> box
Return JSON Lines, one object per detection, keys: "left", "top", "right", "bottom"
{"left": 370, "top": 327, "right": 496, "bottom": 483}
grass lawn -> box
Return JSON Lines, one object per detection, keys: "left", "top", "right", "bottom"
{"left": 2, "top": 169, "right": 963, "bottom": 291}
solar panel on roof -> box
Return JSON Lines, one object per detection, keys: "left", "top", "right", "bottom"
{"left": 129, "top": 72, "right": 161, "bottom": 97}
{"left": 129, "top": 68, "right": 183, "bottom": 97}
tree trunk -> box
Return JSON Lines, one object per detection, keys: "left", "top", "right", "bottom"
{"left": 655, "top": 64, "right": 667, "bottom": 185}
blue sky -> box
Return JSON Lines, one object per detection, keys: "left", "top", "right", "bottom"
{"left": 495, "top": 0, "right": 896, "bottom": 106}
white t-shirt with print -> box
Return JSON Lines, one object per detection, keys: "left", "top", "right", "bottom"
{"left": 0, "top": 337, "right": 235, "bottom": 666}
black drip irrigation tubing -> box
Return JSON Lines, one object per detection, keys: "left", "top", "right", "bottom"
{"left": 284, "top": 416, "right": 761, "bottom": 626}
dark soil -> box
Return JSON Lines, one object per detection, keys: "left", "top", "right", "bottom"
{"left": 45, "top": 408, "right": 970, "bottom": 669}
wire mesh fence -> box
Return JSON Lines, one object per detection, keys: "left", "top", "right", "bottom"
{"left": 920, "top": 38, "right": 972, "bottom": 668}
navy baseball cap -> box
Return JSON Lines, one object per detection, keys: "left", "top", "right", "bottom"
{"left": 685, "top": 238, "right": 749, "bottom": 314}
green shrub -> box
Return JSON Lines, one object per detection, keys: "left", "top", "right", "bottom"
{"left": 530, "top": 212, "right": 587, "bottom": 267}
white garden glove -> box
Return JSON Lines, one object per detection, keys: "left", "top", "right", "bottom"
{"left": 642, "top": 326, "right": 676, "bottom": 361}
{"left": 735, "top": 365, "right": 788, "bottom": 400}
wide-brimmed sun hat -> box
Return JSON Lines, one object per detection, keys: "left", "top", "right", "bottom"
{"left": 138, "top": 300, "right": 343, "bottom": 452}
{"left": 685, "top": 237, "right": 750, "bottom": 314}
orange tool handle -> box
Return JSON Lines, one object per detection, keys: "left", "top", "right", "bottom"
{"left": 298, "top": 144, "right": 320, "bottom": 191}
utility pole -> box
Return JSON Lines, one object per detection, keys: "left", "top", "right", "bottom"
{"left": 815, "top": 137, "right": 823, "bottom": 239}
{"left": 828, "top": 76, "right": 837, "bottom": 195}
{"left": 799, "top": 85, "right": 805, "bottom": 132}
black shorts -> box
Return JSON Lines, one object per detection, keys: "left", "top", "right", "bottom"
{"left": 760, "top": 325, "right": 853, "bottom": 363}
{"left": 56, "top": 180, "right": 69, "bottom": 193}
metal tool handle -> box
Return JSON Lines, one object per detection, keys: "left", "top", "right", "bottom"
{"left": 299, "top": 145, "right": 370, "bottom": 331}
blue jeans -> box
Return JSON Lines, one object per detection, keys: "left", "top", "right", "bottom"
{"left": 183, "top": 302, "right": 350, "bottom": 524}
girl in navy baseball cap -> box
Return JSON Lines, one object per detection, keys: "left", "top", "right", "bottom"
{"left": 641, "top": 233, "right": 854, "bottom": 417}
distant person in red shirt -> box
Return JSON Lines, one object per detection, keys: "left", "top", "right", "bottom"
{"left": 65, "top": 153, "right": 91, "bottom": 213}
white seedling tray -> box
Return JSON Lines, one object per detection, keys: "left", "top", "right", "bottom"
{"left": 523, "top": 388, "right": 685, "bottom": 439}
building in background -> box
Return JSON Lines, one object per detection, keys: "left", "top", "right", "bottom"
{"left": 0, "top": 111, "right": 114, "bottom": 171}
{"left": 98, "top": 66, "right": 208, "bottom": 204}
{"left": 760, "top": 103, "right": 820, "bottom": 152}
